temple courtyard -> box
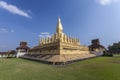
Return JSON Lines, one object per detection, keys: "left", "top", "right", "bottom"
{"left": 0, "top": 55, "right": 120, "bottom": 80}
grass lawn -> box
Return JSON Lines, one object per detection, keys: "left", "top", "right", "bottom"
{"left": 0, "top": 55, "right": 120, "bottom": 80}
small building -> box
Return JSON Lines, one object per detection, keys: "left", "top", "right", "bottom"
{"left": 0, "top": 50, "right": 16, "bottom": 58}
{"left": 16, "top": 41, "right": 30, "bottom": 58}
{"left": 0, "top": 52, "right": 8, "bottom": 57}
{"left": 89, "top": 39, "right": 106, "bottom": 55}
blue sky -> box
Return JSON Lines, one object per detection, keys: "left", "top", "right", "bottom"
{"left": 0, "top": 0, "right": 120, "bottom": 51}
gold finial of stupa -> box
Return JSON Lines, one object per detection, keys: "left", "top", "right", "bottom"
{"left": 56, "top": 16, "right": 63, "bottom": 34}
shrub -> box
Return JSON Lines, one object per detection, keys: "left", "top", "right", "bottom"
{"left": 102, "top": 51, "right": 113, "bottom": 57}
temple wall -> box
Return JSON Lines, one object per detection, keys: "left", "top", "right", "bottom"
{"left": 29, "top": 49, "right": 89, "bottom": 55}
{"left": 29, "top": 42, "right": 90, "bottom": 55}
{"left": 60, "top": 50, "right": 90, "bottom": 54}
{"left": 29, "top": 50, "right": 60, "bottom": 54}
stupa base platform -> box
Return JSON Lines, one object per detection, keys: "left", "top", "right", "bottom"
{"left": 21, "top": 53, "right": 99, "bottom": 65}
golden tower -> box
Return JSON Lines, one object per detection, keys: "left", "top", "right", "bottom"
{"left": 25, "top": 17, "right": 96, "bottom": 64}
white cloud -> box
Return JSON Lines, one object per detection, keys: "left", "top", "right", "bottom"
{"left": 96, "top": 0, "right": 119, "bottom": 5}
{"left": 41, "top": 32, "right": 50, "bottom": 35}
{"left": 0, "top": 28, "right": 8, "bottom": 33}
{"left": 39, "top": 34, "right": 44, "bottom": 38}
{"left": 0, "top": 1, "right": 31, "bottom": 19}
{"left": 39, "top": 32, "right": 51, "bottom": 38}
{"left": 46, "top": 34, "right": 51, "bottom": 38}
{"left": 27, "top": 10, "right": 32, "bottom": 14}
{"left": 11, "top": 29, "right": 14, "bottom": 32}
{"left": 0, "top": 28, "right": 15, "bottom": 33}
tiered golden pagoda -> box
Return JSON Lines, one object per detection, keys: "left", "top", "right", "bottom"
{"left": 30, "top": 17, "right": 89, "bottom": 54}
{"left": 27, "top": 17, "right": 96, "bottom": 64}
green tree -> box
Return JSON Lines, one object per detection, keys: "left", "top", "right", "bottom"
{"left": 108, "top": 42, "right": 120, "bottom": 54}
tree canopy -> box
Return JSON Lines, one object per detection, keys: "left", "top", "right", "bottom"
{"left": 108, "top": 42, "right": 120, "bottom": 54}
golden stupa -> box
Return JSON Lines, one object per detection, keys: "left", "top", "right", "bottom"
{"left": 23, "top": 17, "right": 96, "bottom": 65}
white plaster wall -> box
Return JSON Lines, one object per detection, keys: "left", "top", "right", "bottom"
{"left": 17, "top": 52, "right": 27, "bottom": 58}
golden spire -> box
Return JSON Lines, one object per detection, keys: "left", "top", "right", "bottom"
{"left": 56, "top": 17, "right": 63, "bottom": 34}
